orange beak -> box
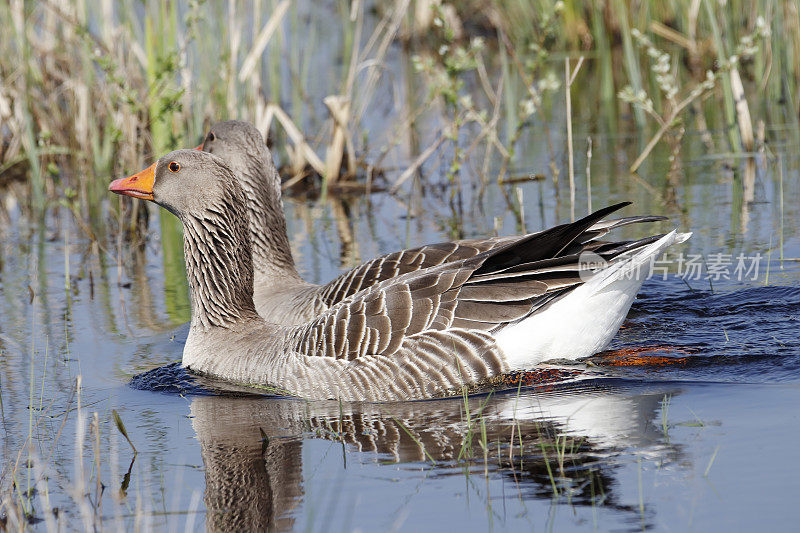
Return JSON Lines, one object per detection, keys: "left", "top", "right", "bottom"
{"left": 195, "top": 144, "right": 203, "bottom": 151}
{"left": 109, "top": 162, "right": 156, "bottom": 201}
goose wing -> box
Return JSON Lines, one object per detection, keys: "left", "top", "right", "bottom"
{"left": 315, "top": 212, "right": 666, "bottom": 308}
{"left": 284, "top": 203, "right": 664, "bottom": 398}
{"left": 316, "top": 238, "right": 513, "bottom": 307}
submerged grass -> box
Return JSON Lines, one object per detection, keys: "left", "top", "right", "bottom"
{"left": 0, "top": 368, "right": 205, "bottom": 531}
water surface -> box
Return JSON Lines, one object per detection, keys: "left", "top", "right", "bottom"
{"left": 1, "top": 140, "right": 799, "bottom": 531}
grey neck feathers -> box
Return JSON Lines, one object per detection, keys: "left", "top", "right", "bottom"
{"left": 239, "top": 155, "right": 302, "bottom": 284}
{"left": 181, "top": 195, "right": 260, "bottom": 330}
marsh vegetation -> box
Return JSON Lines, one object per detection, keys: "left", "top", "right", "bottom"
{"left": 0, "top": 1, "right": 799, "bottom": 530}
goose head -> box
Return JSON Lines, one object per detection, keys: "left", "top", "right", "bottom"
{"left": 200, "top": 120, "right": 280, "bottom": 201}
{"left": 109, "top": 149, "right": 244, "bottom": 219}
{"left": 110, "top": 149, "right": 259, "bottom": 328}
{"left": 197, "top": 120, "right": 299, "bottom": 280}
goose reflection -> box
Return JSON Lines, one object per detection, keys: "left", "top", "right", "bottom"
{"left": 189, "top": 379, "right": 682, "bottom": 531}
{"left": 190, "top": 398, "right": 304, "bottom": 531}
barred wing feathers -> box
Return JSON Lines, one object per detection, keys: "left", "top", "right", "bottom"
{"left": 316, "top": 238, "right": 515, "bottom": 307}
{"left": 280, "top": 203, "right": 666, "bottom": 398}
{"left": 315, "top": 206, "right": 666, "bottom": 309}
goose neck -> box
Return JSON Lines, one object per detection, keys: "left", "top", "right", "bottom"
{"left": 182, "top": 208, "right": 260, "bottom": 330}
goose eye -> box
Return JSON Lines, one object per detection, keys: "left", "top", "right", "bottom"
{"left": 168, "top": 161, "right": 181, "bottom": 173}
{"left": 207, "top": 132, "right": 215, "bottom": 142}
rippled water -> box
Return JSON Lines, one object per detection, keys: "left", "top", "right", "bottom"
{"left": 2, "top": 0, "right": 799, "bottom": 526}
{"left": 2, "top": 145, "right": 800, "bottom": 531}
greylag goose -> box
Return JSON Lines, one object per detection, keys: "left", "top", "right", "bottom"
{"left": 109, "top": 149, "right": 689, "bottom": 401}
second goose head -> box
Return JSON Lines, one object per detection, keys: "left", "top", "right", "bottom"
{"left": 199, "top": 120, "right": 299, "bottom": 282}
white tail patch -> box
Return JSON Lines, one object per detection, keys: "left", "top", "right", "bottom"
{"left": 495, "top": 231, "right": 691, "bottom": 369}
